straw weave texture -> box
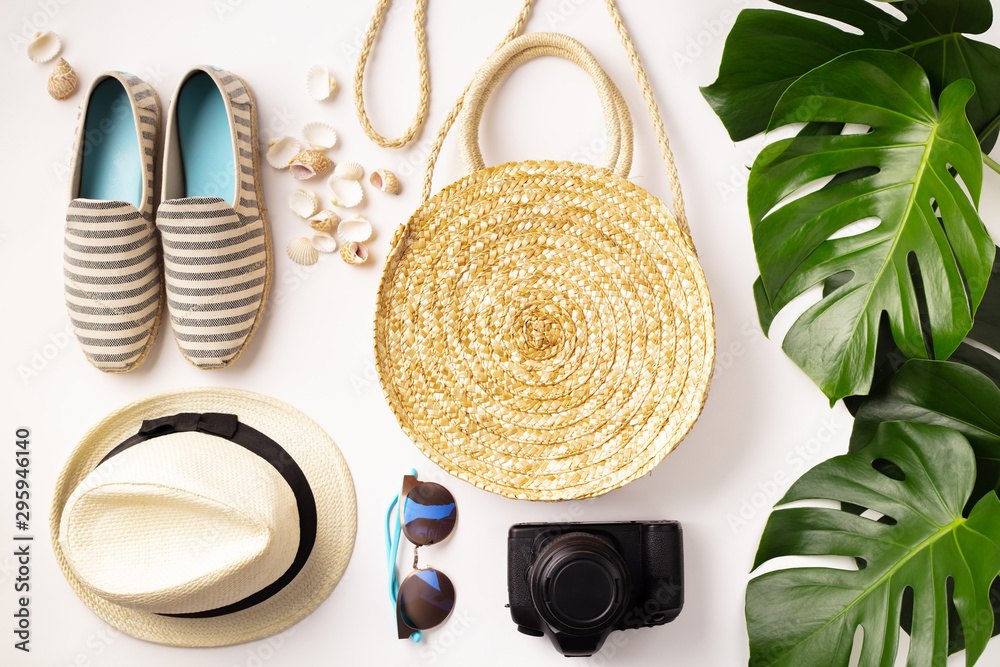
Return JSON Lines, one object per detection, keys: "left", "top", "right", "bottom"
{"left": 376, "top": 160, "right": 714, "bottom": 500}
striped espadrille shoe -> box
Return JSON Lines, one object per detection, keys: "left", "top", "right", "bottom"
{"left": 157, "top": 66, "right": 272, "bottom": 370}
{"left": 63, "top": 72, "right": 163, "bottom": 373}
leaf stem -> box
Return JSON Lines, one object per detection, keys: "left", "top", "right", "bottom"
{"left": 893, "top": 34, "right": 958, "bottom": 53}
{"left": 979, "top": 114, "right": 1000, "bottom": 146}
{"left": 984, "top": 152, "right": 1000, "bottom": 176}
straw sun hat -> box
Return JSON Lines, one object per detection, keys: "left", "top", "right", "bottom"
{"left": 49, "top": 387, "right": 357, "bottom": 647}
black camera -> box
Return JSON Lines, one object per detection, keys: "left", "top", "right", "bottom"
{"left": 507, "top": 521, "right": 684, "bottom": 657}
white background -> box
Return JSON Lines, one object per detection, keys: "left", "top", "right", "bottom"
{"left": 3, "top": 1, "right": 1000, "bottom": 666}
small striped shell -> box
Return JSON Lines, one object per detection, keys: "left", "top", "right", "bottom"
{"left": 47, "top": 58, "right": 77, "bottom": 100}
{"left": 341, "top": 241, "right": 369, "bottom": 266}
{"left": 287, "top": 237, "right": 319, "bottom": 266}
{"left": 288, "top": 189, "right": 319, "bottom": 218}
{"left": 327, "top": 176, "right": 364, "bottom": 208}
{"left": 333, "top": 161, "right": 364, "bottom": 181}
{"left": 27, "top": 31, "right": 61, "bottom": 63}
{"left": 289, "top": 150, "right": 333, "bottom": 180}
{"left": 309, "top": 210, "right": 340, "bottom": 234}
{"left": 266, "top": 136, "right": 300, "bottom": 169}
{"left": 369, "top": 169, "right": 399, "bottom": 195}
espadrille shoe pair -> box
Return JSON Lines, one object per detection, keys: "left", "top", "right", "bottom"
{"left": 63, "top": 67, "right": 271, "bottom": 373}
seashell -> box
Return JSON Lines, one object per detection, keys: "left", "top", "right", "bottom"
{"left": 302, "top": 121, "right": 338, "bottom": 150}
{"left": 327, "top": 175, "right": 365, "bottom": 208}
{"left": 287, "top": 237, "right": 319, "bottom": 266}
{"left": 266, "top": 136, "right": 300, "bottom": 169}
{"left": 309, "top": 210, "right": 340, "bottom": 234}
{"left": 306, "top": 64, "right": 336, "bottom": 101}
{"left": 289, "top": 149, "right": 333, "bottom": 180}
{"left": 334, "top": 161, "right": 364, "bottom": 181}
{"left": 340, "top": 241, "right": 369, "bottom": 266}
{"left": 337, "top": 215, "right": 372, "bottom": 244}
{"left": 311, "top": 234, "right": 338, "bottom": 254}
{"left": 26, "top": 31, "right": 61, "bottom": 63}
{"left": 370, "top": 169, "right": 399, "bottom": 195}
{"left": 288, "top": 189, "right": 319, "bottom": 218}
{"left": 46, "top": 58, "right": 77, "bottom": 100}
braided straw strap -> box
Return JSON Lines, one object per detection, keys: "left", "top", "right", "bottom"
{"left": 457, "top": 33, "right": 633, "bottom": 179}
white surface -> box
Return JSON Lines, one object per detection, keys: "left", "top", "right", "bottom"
{"left": 2, "top": 1, "right": 1000, "bottom": 665}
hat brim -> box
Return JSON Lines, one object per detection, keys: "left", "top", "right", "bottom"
{"left": 50, "top": 387, "right": 357, "bottom": 647}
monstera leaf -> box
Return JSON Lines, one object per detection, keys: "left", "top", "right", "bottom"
{"left": 747, "top": 421, "right": 1000, "bottom": 666}
{"left": 701, "top": 0, "right": 1000, "bottom": 148}
{"left": 751, "top": 49, "right": 991, "bottom": 403}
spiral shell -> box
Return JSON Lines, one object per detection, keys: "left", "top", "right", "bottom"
{"left": 289, "top": 150, "right": 333, "bottom": 180}
{"left": 288, "top": 189, "right": 319, "bottom": 218}
{"left": 26, "top": 31, "right": 61, "bottom": 63}
{"left": 302, "top": 121, "right": 338, "bottom": 150}
{"left": 309, "top": 210, "right": 340, "bottom": 234}
{"left": 266, "top": 136, "right": 300, "bottom": 169}
{"left": 311, "top": 234, "right": 338, "bottom": 254}
{"left": 327, "top": 175, "right": 365, "bottom": 208}
{"left": 370, "top": 169, "right": 399, "bottom": 195}
{"left": 333, "top": 161, "right": 364, "bottom": 181}
{"left": 337, "top": 215, "right": 372, "bottom": 244}
{"left": 287, "top": 237, "right": 320, "bottom": 266}
{"left": 341, "top": 241, "right": 369, "bottom": 266}
{"left": 47, "top": 58, "right": 77, "bottom": 100}
{"left": 306, "top": 64, "right": 336, "bottom": 101}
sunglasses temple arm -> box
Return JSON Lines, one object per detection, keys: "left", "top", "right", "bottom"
{"left": 384, "top": 469, "right": 422, "bottom": 643}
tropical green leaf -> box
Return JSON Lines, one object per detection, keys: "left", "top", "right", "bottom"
{"left": 750, "top": 49, "right": 991, "bottom": 403}
{"left": 850, "top": 359, "right": 1000, "bottom": 654}
{"left": 747, "top": 421, "right": 1000, "bottom": 666}
{"left": 851, "top": 360, "right": 1000, "bottom": 499}
{"left": 700, "top": 0, "right": 1000, "bottom": 149}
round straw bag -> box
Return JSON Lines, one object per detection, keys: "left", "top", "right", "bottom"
{"left": 375, "top": 29, "right": 714, "bottom": 501}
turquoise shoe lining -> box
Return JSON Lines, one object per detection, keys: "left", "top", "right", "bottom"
{"left": 78, "top": 78, "right": 142, "bottom": 207}
{"left": 176, "top": 71, "right": 236, "bottom": 204}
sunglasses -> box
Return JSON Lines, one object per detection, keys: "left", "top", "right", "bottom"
{"left": 385, "top": 470, "right": 458, "bottom": 640}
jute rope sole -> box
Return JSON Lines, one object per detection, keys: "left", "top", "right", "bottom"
{"left": 376, "top": 161, "right": 714, "bottom": 500}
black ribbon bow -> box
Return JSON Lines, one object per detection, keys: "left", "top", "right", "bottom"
{"left": 138, "top": 412, "right": 239, "bottom": 439}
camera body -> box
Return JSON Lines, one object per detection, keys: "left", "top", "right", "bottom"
{"left": 507, "top": 521, "right": 683, "bottom": 657}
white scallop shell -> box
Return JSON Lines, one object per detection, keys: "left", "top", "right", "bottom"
{"left": 302, "top": 121, "right": 338, "bottom": 149}
{"left": 287, "top": 237, "right": 319, "bottom": 266}
{"left": 27, "top": 31, "right": 61, "bottom": 63}
{"left": 337, "top": 215, "right": 372, "bottom": 244}
{"left": 311, "top": 234, "right": 338, "bottom": 254}
{"left": 306, "top": 64, "right": 336, "bottom": 101}
{"left": 309, "top": 210, "right": 340, "bottom": 234}
{"left": 266, "top": 136, "right": 300, "bottom": 169}
{"left": 288, "top": 189, "right": 319, "bottom": 218}
{"left": 327, "top": 175, "right": 365, "bottom": 208}
{"left": 341, "top": 241, "right": 369, "bottom": 266}
{"left": 370, "top": 169, "right": 399, "bottom": 194}
{"left": 333, "top": 161, "right": 364, "bottom": 181}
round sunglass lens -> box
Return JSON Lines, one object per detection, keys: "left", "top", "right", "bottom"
{"left": 402, "top": 482, "right": 457, "bottom": 545}
{"left": 399, "top": 569, "right": 456, "bottom": 631}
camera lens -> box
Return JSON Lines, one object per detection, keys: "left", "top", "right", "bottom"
{"left": 529, "top": 532, "right": 629, "bottom": 635}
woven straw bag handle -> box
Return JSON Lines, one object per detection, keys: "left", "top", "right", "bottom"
{"left": 456, "top": 32, "right": 634, "bottom": 180}
{"left": 356, "top": 0, "right": 691, "bottom": 242}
